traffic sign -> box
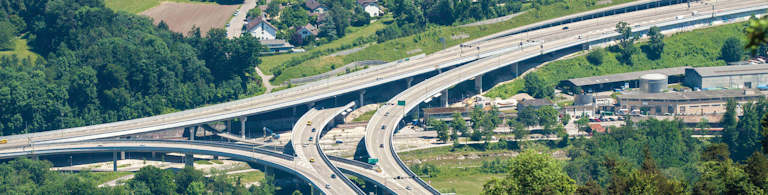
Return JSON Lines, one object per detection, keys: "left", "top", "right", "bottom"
{"left": 397, "top": 100, "right": 406, "bottom": 106}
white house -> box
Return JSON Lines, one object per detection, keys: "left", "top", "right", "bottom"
{"left": 357, "top": 0, "right": 380, "bottom": 17}
{"left": 246, "top": 16, "right": 278, "bottom": 40}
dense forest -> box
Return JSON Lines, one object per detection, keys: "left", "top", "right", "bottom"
{"left": 0, "top": 0, "right": 264, "bottom": 136}
{"left": 0, "top": 158, "right": 278, "bottom": 194}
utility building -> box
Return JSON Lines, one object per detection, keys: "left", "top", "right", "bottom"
{"left": 684, "top": 64, "right": 768, "bottom": 90}
{"left": 616, "top": 89, "right": 764, "bottom": 115}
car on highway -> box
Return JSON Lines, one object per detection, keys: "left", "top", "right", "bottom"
{"left": 306, "top": 121, "right": 312, "bottom": 126}
{"left": 325, "top": 184, "right": 331, "bottom": 189}
{"left": 335, "top": 140, "right": 343, "bottom": 144}
{"left": 562, "top": 26, "right": 569, "bottom": 30}
{"left": 310, "top": 158, "right": 315, "bottom": 163}
{"left": 406, "top": 186, "right": 412, "bottom": 190}
{"left": 379, "top": 144, "right": 384, "bottom": 148}
{"left": 0, "top": 139, "right": 7, "bottom": 144}
{"left": 330, "top": 174, "right": 336, "bottom": 179}
{"left": 381, "top": 125, "right": 386, "bottom": 130}
{"left": 308, "top": 136, "right": 313, "bottom": 141}
{"left": 311, "top": 128, "right": 316, "bottom": 132}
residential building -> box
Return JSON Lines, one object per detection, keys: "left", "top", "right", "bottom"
{"left": 260, "top": 39, "right": 295, "bottom": 53}
{"left": 246, "top": 16, "right": 278, "bottom": 40}
{"left": 616, "top": 89, "right": 764, "bottom": 115}
{"left": 517, "top": 99, "right": 555, "bottom": 110}
{"left": 684, "top": 64, "right": 768, "bottom": 90}
{"left": 305, "top": 0, "right": 327, "bottom": 13}
{"left": 357, "top": 0, "right": 381, "bottom": 17}
{"left": 562, "top": 105, "right": 596, "bottom": 118}
{"left": 295, "top": 23, "right": 319, "bottom": 39}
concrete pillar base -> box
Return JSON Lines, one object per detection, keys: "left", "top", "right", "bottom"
{"left": 240, "top": 117, "right": 247, "bottom": 139}
{"left": 184, "top": 153, "right": 194, "bottom": 168}
{"left": 120, "top": 151, "right": 125, "bottom": 160}
{"left": 475, "top": 75, "right": 483, "bottom": 94}
{"left": 113, "top": 152, "right": 118, "bottom": 172}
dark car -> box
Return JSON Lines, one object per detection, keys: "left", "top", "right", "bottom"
{"left": 562, "top": 26, "right": 569, "bottom": 30}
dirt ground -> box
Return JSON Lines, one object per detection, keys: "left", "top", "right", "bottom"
{"left": 141, "top": 2, "right": 239, "bottom": 35}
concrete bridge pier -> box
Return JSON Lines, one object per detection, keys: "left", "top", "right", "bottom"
{"left": 113, "top": 152, "right": 118, "bottom": 172}
{"left": 227, "top": 120, "right": 232, "bottom": 136}
{"left": 121, "top": 151, "right": 125, "bottom": 160}
{"left": 406, "top": 77, "right": 414, "bottom": 88}
{"left": 184, "top": 153, "right": 194, "bottom": 168}
{"left": 474, "top": 75, "right": 483, "bottom": 94}
{"left": 358, "top": 90, "right": 366, "bottom": 106}
{"left": 240, "top": 117, "right": 247, "bottom": 139}
{"left": 441, "top": 89, "right": 449, "bottom": 107}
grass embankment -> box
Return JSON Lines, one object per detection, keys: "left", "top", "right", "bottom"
{"left": 262, "top": 20, "right": 388, "bottom": 84}
{"left": 104, "top": 0, "right": 217, "bottom": 14}
{"left": 0, "top": 38, "right": 41, "bottom": 61}
{"left": 485, "top": 22, "right": 746, "bottom": 98}
{"left": 400, "top": 144, "right": 562, "bottom": 194}
{"left": 89, "top": 171, "right": 134, "bottom": 184}
{"left": 229, "top": 170, "right": 265, "bottom": 184}
{"left": 351, "top": 110, "right": 377, "bottom": 122}
{"left": 262, "top": 0, "right": 638, "bottom": 85}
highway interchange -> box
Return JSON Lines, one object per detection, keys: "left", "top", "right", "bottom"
{"left": 2, "top": 0, "right": 768, "bottom": 194}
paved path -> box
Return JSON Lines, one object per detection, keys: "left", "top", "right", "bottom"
{"left": 254, "top": 67, "right": 277, "bottom": 93}
{"left": 460, "top": 11, "right": 528, "bottom": 27}
{"left": 227, "top": 0, "right": 257, "bottom": 38}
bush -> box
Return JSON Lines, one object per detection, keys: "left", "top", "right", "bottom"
{"left": 721, "top": 37, "right": 744, "bottom": 63}
{"left": 586, "top": 49, "right": 604, "bottom": 65}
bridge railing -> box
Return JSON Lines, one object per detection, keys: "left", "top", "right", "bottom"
{"left": 314, "top": 102, "right": 365, "bottom": 195}
{"left": 328, "top": 156, "right": 374, "bottom": 169}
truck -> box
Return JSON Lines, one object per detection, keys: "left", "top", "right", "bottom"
{"left": 367, "top": 158, "right": 379, "bottom": 165}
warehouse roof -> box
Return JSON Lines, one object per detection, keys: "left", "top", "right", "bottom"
{"left": 690, "top": 64, "right": 768, "bottom": 77}
{"left": 566, "top": 67, "right": 690, "bottom": 86}
{"left": 618, "top": 89, "right": 763, "bottom": 101}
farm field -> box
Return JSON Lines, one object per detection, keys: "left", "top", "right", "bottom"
{"left": 140, "top": 2, "right": 239, "bottom": 35}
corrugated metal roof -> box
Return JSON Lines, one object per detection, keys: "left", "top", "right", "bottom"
{"left": 567, "top": 67, "right": 690, "bottom": 86}
{"left": 692, "top": 64, "right": 768, "bottom": 77}
{"left": 618, "top": 89, "right": 763, "bottom": 101}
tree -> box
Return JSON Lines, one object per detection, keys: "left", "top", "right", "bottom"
{"left": 329, "top": 4, "right": 351, "bottom": 37}
{"left": 266, "top": 1, "right": 281, "bottom": 17}
{"left": 586, "top": 49, "right": 604, "bottom": 65}
{"left": 615, "top": 21, "right": 637, "bottom": 65}
{"left": 185, "top": 181, "right": 205, "bottom": 195}
{"left": 524, "top": 72, "right": 553, "bottom": 98}
{"left": 509, "top": 120, "right": 528, "bottom": 140}
{"left": 175, "top": 166, "right": 204, "bottom": 194}
{"left": 482, "top": 150, "right": 577, "bottom": 194}
{"left": 561, "top": 113, "right": 571, "bottom": 126}
{"left": 131, "top": 166, "right": 177, "bottom": 195}
{"left": 280, "top": 5, "right": 309, "bottom": 28}
{"left": 451, "top": 112, "right": 469, "bottom": 136}
{"left": 646, "top": 26, "right": 664, "bottom": 60}
{"left": 0, "top": 21, "right": 15, "bottom": 50}
{"left": 746, "top": 15, "right": 768, "bottom": 52}
{"left": 744, "top": 152, "right": 768, "bottom": 190}
{"left": 575, "top": 117, "right": 589, "bottom": 133}
{"left": 429, "top": 119, "right": 450, "bottom": 143}
{"left": 537, "top": 106, "right": 559, "bottom": 129}
{"left": 247, "top": 7, "right": 262, "bottom": 18}
{"left": 721, "top": 37, "right": 744, "bottom": 63}
{"left": 517, "top": 107, "right": 538, "bottom": 127}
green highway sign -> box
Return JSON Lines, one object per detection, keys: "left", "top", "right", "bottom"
{"left": 397, "top": 100, "right": 406, "bottom": 106}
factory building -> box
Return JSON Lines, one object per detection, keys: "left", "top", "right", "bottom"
{"left": 561, "top": 67, "right": 689, "bottom": 93}
{"left": 616, "top": 89, "right": 764, "bottom": 115}
{"left": 684, "top": 64, "right": 768, "bottom": 90}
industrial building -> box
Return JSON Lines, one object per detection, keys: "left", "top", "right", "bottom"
{"left": 422, "top": 107, "right": 470, "bottom": 121}
{"left": 561, "top": 67, "right": 689, "bottom": 93}
{"left": 616, "top": 89, "right": 764, "bottom": 115}
{"left": 684, "top": 64, "right": 768, "bottom": 90}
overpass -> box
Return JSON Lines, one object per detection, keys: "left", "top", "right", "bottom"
{"left": 0, "top": 0, "right": 693, "bottom": 148}
{"left": 364, "top": 0, "right": 768, "bottom": 194}
{"left": 290, "top": 102, "right": 365, "bottom": 194}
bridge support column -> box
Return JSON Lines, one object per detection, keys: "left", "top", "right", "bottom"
{"left": 240, "top": 117, "right": 247, "bottom": 139}
{"left": 441, "top": 89, "right": 449, "bottom": 107}
{"left": 189, "top": 126, "right": 197, "bottom": 141}
{"left": 406, "top": 77, "right": 414, "bottom": 88}
{"left": 151, "top": 152, "right": 156, "bottom": 159}
{"left": 213, "top": 155, "right": 219, "bottom": 160}
{"left": 475, "top": 75, "right": 483, "bottom": 94}
{"left": 184, "top": 153, "right": 194, "bottom": 168}
{"left": 227, "top": 120, "right": 232, "bottom": 136}
{"left": 307, "top": 102, "right": 315, "bottom": 109}
{"left": 120, "top": 151, "right": 125, "bottom": 160}
{"left": 113, "top": 152, "right": 118, "bottom": 172}
{"left": 358, "top": 90, "right": 366, "bottom": 106}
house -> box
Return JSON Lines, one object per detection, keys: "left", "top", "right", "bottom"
{"left": 305, "top": 0, "right": 327, "bottom": 13}
{"left": 260, "top": 39, "right": 295, "bottom": 53}
{"left": 246, "top": 16, "right": 278, "bottom": 40}
{"left": 517, "top": 99, "right": 555, "bottom": 110}
{"left": 311, "top": 12, "right": 328, "bottom": 22}
{"left": 588, "top": 124, "right": 607, "bottom": 134}
{"left": 295, "top": 23, "right": 319, "bottom": 39}
{"left": 357, "top": 0, "right": 381, "bottom": 17}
